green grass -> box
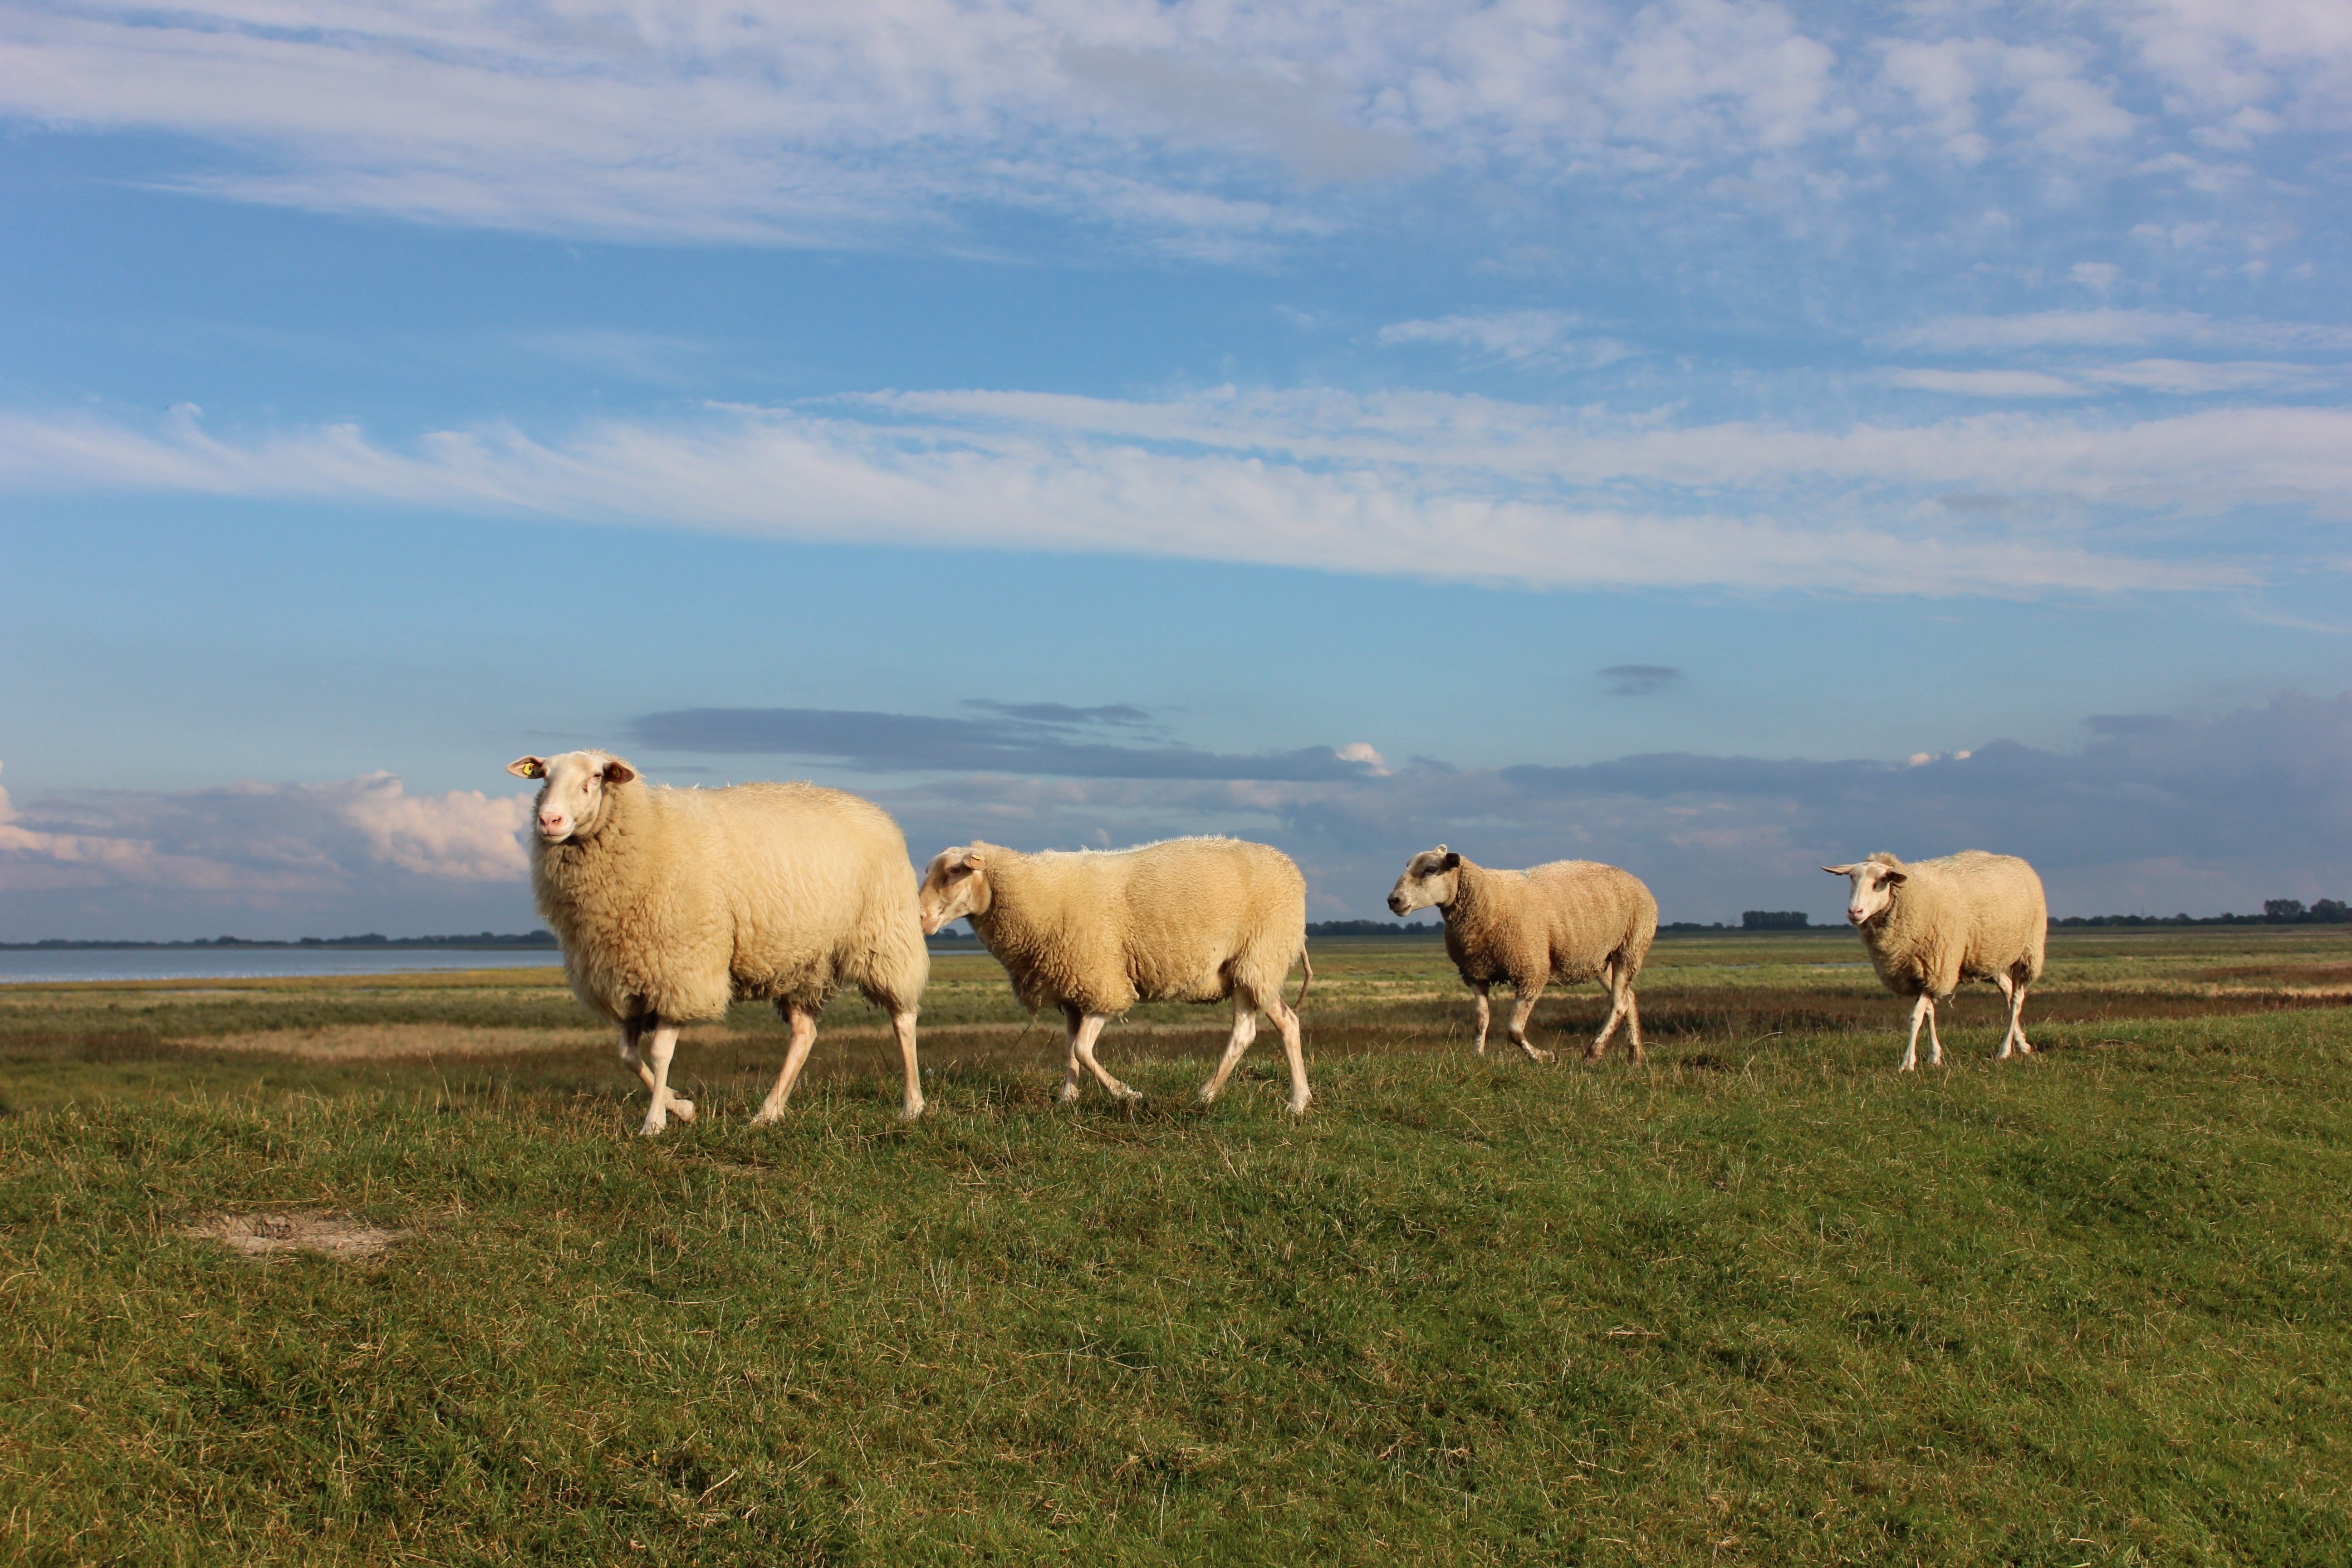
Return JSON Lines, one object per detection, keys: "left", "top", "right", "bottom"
{"left": 2, "top": 932, "right": 2349, "bottom": 1564}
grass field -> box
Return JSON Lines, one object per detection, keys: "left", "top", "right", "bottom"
{"left": 3, "top": 928, "right": 2349, "bottom": 1565}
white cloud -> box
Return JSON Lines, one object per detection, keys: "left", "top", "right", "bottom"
{"left": 1375, "top": 310, "right": 1631, "bottom": 368}
{"left": 11, "top": 387, "right": 2346, "bottom": 595}
{"left": 1886, "top": 368, "right": 2086, "bottom": 397}
{"left": 2081, "top": 359, "right": 2332, "bottom": 394}
{"left": 1884, "top": 310, "right": 2352, "bottom": 352}
{"left": 0, "top": 763, "right": 530, "bottom": 902}
{"left": 0, "top": 0, "right": 2337, "bottom": 251}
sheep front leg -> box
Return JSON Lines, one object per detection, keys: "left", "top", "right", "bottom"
{"left": 1899, "top": 994, "right": 1933, "bottom": 1072}
{"left": 891, "top": 1009, "right": 926, "bottom": 1121}
{"left": 1924, "top": 995, "right": 1945, "bottom": 1067}
{"left": 1507, "top": 981, "right": 1556, "bottom": 1065}
{"left": 754, "top": 1004, "right": 819, "bottom": 1124}
{"left": 1071, "top": 1013, "right": 1141, "bottom": 1102}
{"left": 638, "top": 1022, "right": 690, "bottom": 1136}
{"left": 1198, "top": 1004, "right": 1258, "bottom": 1104}
{"left": 1469, "top": 981, "right": 1492, "bottom": 1055}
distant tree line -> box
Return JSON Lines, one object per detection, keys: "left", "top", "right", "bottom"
{"left": 2052, "top": 899, "right": 2348, "bottom": 928}
{"left": 1306, "top": 920, "right": 1443, "bottom": 937}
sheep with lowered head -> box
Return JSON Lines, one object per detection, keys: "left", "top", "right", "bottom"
{"left": 1823, "top": 850, "right": 2046, "bottom": 1071}
{"left": 1386, "top": 847, "right": 1658, "bottom": 1064}
{"left": 508, "top": 750, "right": 930, "bottom": 1133}
{"left": 917, "top": 837, "right": 1314, "bottom": 1113}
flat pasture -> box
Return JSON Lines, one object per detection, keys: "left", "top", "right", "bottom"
{"left": 2, "top": 928, "right": 2348, "bottom": 1564}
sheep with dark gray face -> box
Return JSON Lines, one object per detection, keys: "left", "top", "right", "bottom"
{"left": 1387, "top": 847, "right": 1657, "bottom": 1064}
{"left": 1823, "top": 850, "right": 2046, "bottom": 1071}
{"left": 509, "top": 750, "right": 930, "bottom": 1133}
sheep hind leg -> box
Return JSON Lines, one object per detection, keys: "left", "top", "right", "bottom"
{"left": 1071, "top": 1013, "right": 1141, "bottom": 1102}
{"left": 890, "top": 1009, "right": 925, "bottom": 1121}
{"left": 1925, "top": 996, "right": 1945, "bottom": 1067}
{"left": 1586, "top": 959, "right": 1628, "bottom": 1062}
{"left": 1993, "top": 974, "right": 2019, "bottom": 1059}
{"left": 1508, "top": 981, "right": 1556, "bottom": 1065}
{"left": 1267, "top": 992, "right": 1311, "bottom": 1115}
{"left": 1058, "top": 1004, "right": 1084, "bottom": 1103}
{"left": 637, "top": 1022, "right": 690, "bottom": 1136}
{"left": 1198, "top": 1004, "right": 1258, "bottom": 1105}
{"left": 753, "top": 1004, "right": 819, "bottom": 1124}
{"left": 2003, "top": 973, "right": 2033, "bottom": 1057}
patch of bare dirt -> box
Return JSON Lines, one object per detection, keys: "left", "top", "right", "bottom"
{"left": 186, "top": 1211, "right": 408, "bottom": 1264}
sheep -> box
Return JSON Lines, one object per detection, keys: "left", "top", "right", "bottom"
{"left": 916, "top": 837, "right": 1314, "bottom": 1113}
{"left": 506, "top": 750, "right": 930, "bottom": 1133}
{"left": 1386, "top": 847, "right": 1658, "bottom": 1064}
{"left": 1822, "top": 850, "right": 2047, "bottom": 1071}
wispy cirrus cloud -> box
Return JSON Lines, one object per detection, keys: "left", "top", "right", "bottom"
{"left": 1375, "top": 310, "right": 1633, "bottom": 370}
{"left": 5, "top": 388, "right": 2342, "bottom": 595}
{"left": 627, "top": 706, "right": 1383, "bottom": 782}
{"left": 2, "top": 1, "right": 2345, "bottom": 255}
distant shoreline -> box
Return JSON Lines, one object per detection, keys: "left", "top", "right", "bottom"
{"left": 0, "top": 933, "right": 557, "bottom": 952}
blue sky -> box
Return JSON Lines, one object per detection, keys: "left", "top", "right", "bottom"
{"left": 3, "top": 0, "right": 2348, "bottom": 938}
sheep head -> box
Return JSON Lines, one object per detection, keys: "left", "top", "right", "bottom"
{"left": 507, "top": 750, "right": 638, "bottom": 843}
{"left": 918, "top": 846, "right": 994, "bottom": 935}
{"left": 1387, "top": 845, "right": 1463, "bottom": 916}
{"left": 1822, "top": 854, "right": 1906, "bottom": 925}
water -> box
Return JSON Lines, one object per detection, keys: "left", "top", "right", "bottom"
{"left": 0, "top": 948, "right": 565, "bottom": 985}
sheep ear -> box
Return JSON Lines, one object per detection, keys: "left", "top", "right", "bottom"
{"left": 1822, "top": 863, "right": 1855, "bottom": 876}
{"left": 1881, "top": 870, "right": 1906, "bottom": 886}
{"left": 601, "top": 760, "right": 637, "bottom": 784}
{"left": 507, "top": 756, "right": 546, "bottom": 780}
{"left": 1441, "top": 850, "right": 1461, "bottom": 870}
{"left": 961, "top": 850, "right": 986, "bottom": 871}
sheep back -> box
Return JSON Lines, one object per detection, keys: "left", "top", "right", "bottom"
{"left": 975, "top": 837, "right": 1306, "bottom": 1015}
{"left": 1444, "top": 859, "right": 1657, "bottom": 988}
{"left": 533, "top": 778, "right": 927, "bottom": 1025}
{"left": 1862, "top": 850, "right": 2046, "bottom": 1000}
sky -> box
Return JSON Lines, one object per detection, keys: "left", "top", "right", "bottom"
{"left": 2, "top": 0, "right": 2349, "bottom": 939}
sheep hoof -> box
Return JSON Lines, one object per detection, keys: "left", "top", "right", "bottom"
{"left": 668, "top": 1099, "right": 696, "bottom": 1123}
{"left": 898, "top": 1098, "right": 926, "bottom": 1122}
{"left": 1287, "top": 1097, "right": 1312, "bottom": 1116}
{"left": 1528, "top": 1048, "right": 1558, "bottom": 1065}
{"left": 1196, "top": 1087, "right": 1220, "bottom": 1106}
{"left": 750, "top": 1105, "right": 785, "bottom": 1126}
{"left": 2016, "top": 1040, "right": 2034, "bottom": 1055}
{"left": 637, "top": 1117, "right": 666, "bottom": 1137}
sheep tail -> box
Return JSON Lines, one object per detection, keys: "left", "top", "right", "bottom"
{"left": 1293, "top": 943, "right": 1314, "bottom": 1009}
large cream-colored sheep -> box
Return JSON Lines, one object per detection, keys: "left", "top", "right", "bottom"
{"left": 507, "top": 750, "right": 930, "bottom": 1133}
{"left": 1387, "top": 847, "right": 1658, "bottom": 1063}
{"left": 1822, "top": 850, "right": 2047, "bottom": 1071}
{"left": 916, "top": 837, "right": 1314, "bottom": 1113}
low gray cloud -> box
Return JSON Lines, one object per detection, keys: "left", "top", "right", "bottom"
{"left": 627, "top": 706, "right": 1378, "bottom": 782}
{"left": 1599, "top": 664, "right": 1682, "bottom": 697}
{"left": 10, "top": 694, "right": 2344, "bottom": 938}
{"left": 875, "top": 691, "right": 2352, "bottom": 924}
